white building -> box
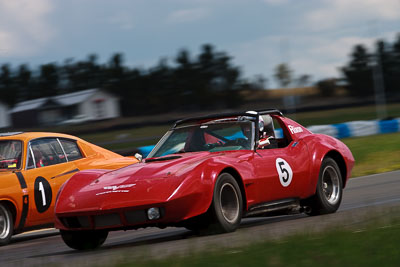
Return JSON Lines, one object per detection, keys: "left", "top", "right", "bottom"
{"left": 0, "top": 101, "right": 10, "bottom": 129}
{"left": 10, "top": 89, "right": 120, "bottom": 127}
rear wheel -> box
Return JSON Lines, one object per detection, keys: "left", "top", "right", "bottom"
{"left": 209, "top": 173, "right": 243, "bottom": 233}
{"left": 0, "top": 203, "right": 13, "bottom": 246}
{"left": 306, "top": 158, "right": 343, "bottom": 215}
{"left": 60, "top": 230, "right": 108, "bottom": 250}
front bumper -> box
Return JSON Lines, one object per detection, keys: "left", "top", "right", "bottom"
{"left": 55, "top": 192, "right": 204, "bottom": 231}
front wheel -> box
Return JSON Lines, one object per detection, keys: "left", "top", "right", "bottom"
{"left": 0, "top": 203, "right": 14, "bottom": 246}
{"left": 209, "top": 173, "right": 243, "bottom": 233}
{"left": 60, "top": 230, "right": 108, "bottom": 250}
{"left": 306, "top": 158, "right": 343, "bottom": 216}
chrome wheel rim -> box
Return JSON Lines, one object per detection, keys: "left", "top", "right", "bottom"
{"left": 220, "top": 183, "right": 240, "bottom": 223}
{"left": 322, "top": 166, "right": 340, "bottom": 205}
{"left": 0, "top": 205, "right": 11, "bottom": 240}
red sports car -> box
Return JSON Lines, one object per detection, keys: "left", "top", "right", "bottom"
{"left": 55, "top": 109, "right": 354, "bottom": 250}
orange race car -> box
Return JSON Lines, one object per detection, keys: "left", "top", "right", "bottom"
{"left": 0, "top": 132, "right": 138, "bottom": 245}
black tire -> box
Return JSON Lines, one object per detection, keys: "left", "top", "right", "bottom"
{"left": 0, "top": 203, "right": 13, "bottom": 246}
{"left": 209, "top": 173, "right": 243, "bottom": 233}
{"left": 306, "top": 158, "right": 343, "bottom": 216}
{"left": 182, "top": 213, "right": 211, "bottom": 232}
{"left": 60, "top": 230, "right": 108, "bottom": 250}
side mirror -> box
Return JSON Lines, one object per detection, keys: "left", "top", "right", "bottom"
{"left": 134, "top": 153, "right": 143, "bottom": 162}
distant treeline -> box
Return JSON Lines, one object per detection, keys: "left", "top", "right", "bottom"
{"left": 1, "top": 35, "right": 400, "bottom": 116}
{"left": 341, "top": 34, "right": 400, "bottom": 97}
{"left": 0, "top": 44, "right": 255, "bottom": 115}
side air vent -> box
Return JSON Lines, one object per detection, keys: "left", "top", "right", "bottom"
{"left": 94, "top": 213, "right": 121, "bottom": 228}
{"left": 124, "top": 210, "right": 147, "bottom": 224}
{"left": 61, "top": 216, "right": 90, "bottom": 229}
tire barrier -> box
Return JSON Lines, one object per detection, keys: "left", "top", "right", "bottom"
{"left": 307, "top": 118, "right": 400, "bottom": 139}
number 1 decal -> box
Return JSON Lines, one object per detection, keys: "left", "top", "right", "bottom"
{"left": 34, "top": 176, "right": 52, "bottom": 213}
{"left": 38, "top": 181, "right": 47, "bottom": 206}
{"left": 275, "top": 158, "right": 293, "bottom": 187}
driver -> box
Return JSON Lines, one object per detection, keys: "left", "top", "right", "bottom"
{"left": 258, "top": 115, "right": 275, "bottom": 149}
{"left": 241, "top": 123, "right": 252, "bottom": 141}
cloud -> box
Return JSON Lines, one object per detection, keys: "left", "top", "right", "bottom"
{"left": 230, "top": 31, "right": 398, "bottom": 86}
{"left": 167, "top": 8, "right": 210, "bottom": 23}
{"left": 306, "top": 0, "right": 400, "bottom": 31}
{"left": 229, "top": 36, "right": 286, "bottom": 81}
{"left": 0, "top": 0, "right": 54, "bottom": 57}
{"left": 108, "top": 12, "right": 135, "bottom": 30}
{"left": 263, "top": 0, "right": 289, "bottom": 5}
{"left": 307, "top": 36, "right": 376, "bottom": 59}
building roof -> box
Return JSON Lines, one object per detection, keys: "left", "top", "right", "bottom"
{"left": 10, "top": 88, "right": 100, "bottom": 113}
{"left": 10, "top": 98, "right": 47, "bottom": 113}
{"left": 54, "top": 88, "right": 97, "bottom": 106}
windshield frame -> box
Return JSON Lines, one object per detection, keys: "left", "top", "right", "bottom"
{"left": 147, "top": 119, "right": 255, "bottom": 158}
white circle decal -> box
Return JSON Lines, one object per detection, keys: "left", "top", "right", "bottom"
{"left": 275, "top": 158, "right": 293, "bottom": 187}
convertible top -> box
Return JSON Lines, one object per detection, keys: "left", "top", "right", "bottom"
{"left": 174, "top": 109, "right": 283, "bottom": 128}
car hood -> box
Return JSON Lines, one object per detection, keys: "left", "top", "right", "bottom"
{"left": 56, "top": 150, "right": 250, "bottom": 213}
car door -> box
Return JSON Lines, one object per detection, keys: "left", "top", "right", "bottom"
{"left": 268, "top": 139, "right": 311, "bottom": 198}
{"left": 251, "top": 148, "right": 282, "bottom": 202}
{"left": 253, "top": 140, "right": 311, "bottom": 203}
{"left": 51, "top": 138, "right": 84, "bottom": 196}
{"left": 252, "top": 116, "right": 311, "bottom": 203}
{"left": 21, "top": 138, "right": 78, "bottom": 226}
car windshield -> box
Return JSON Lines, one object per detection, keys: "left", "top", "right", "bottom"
{"left": 0, "top": 140, "right": 22, "bottom": 170}
{"left": 148, "top": 120, "right": 254, "bottom": 158}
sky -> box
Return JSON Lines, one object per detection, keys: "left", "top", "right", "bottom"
{"left": 0, "top": 0, "right": 399, "bottom": 88}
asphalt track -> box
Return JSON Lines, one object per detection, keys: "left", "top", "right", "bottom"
{"left": 1, "top": 171, "right": 400, "bottom": 266}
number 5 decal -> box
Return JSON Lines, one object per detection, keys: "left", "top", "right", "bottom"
{"left": 275, "top": 158, "right": 293, "bottom": 187}
{"left": 34, "top": 176, "right": 52, "bottom": 213}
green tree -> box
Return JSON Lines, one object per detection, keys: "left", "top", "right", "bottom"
{"left": 0, "top": 64, "right": 17, "bottom": 106}
{"left": 392, "top": 34, "right": 400, "bottom": 96}
{"left": 16, "top": 64, "right": 33, "bottom": 100}
{"left": 194, "top": 44, "right": 241, "bottom": 108}
{"left": 378, "top": 38, "right": 399, "bottom": 97}
{"left": 341, "top": 45, "right": 374, "bottom": 97}
{"left": 0, "top": 44, "right": 245, "bottom": 115}
{"left": 274, "top": 63, "right": 292, "bottom": 88}
{"left": 296, "top": 74, "right": 311, "bottom": 87}
{"left": 174, "top": 49, "right": 194, "bottom": 107}
{"left": 316, "top": 78, "right": 337, "bottom": 97}
{"left": 37, "top": 63, "right": 60, "bottom": 97}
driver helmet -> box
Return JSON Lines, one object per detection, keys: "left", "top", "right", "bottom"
{"left": 258, "top": 116, "right": 264, "bottom": 132}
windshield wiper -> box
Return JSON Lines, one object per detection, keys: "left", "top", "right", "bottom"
{"left": 145, "top": 155, "right": 182, "bottom": 163}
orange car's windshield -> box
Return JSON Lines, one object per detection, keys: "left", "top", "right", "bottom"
{"left": 0, "top": 140, "right": 22, "bottom": 170}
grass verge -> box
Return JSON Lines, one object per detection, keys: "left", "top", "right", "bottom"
{"left": 115, "top": 208, "right": 400, "bottom": 267}
{"left": 342, "top": 132, "right": 400, "bottom": 177}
